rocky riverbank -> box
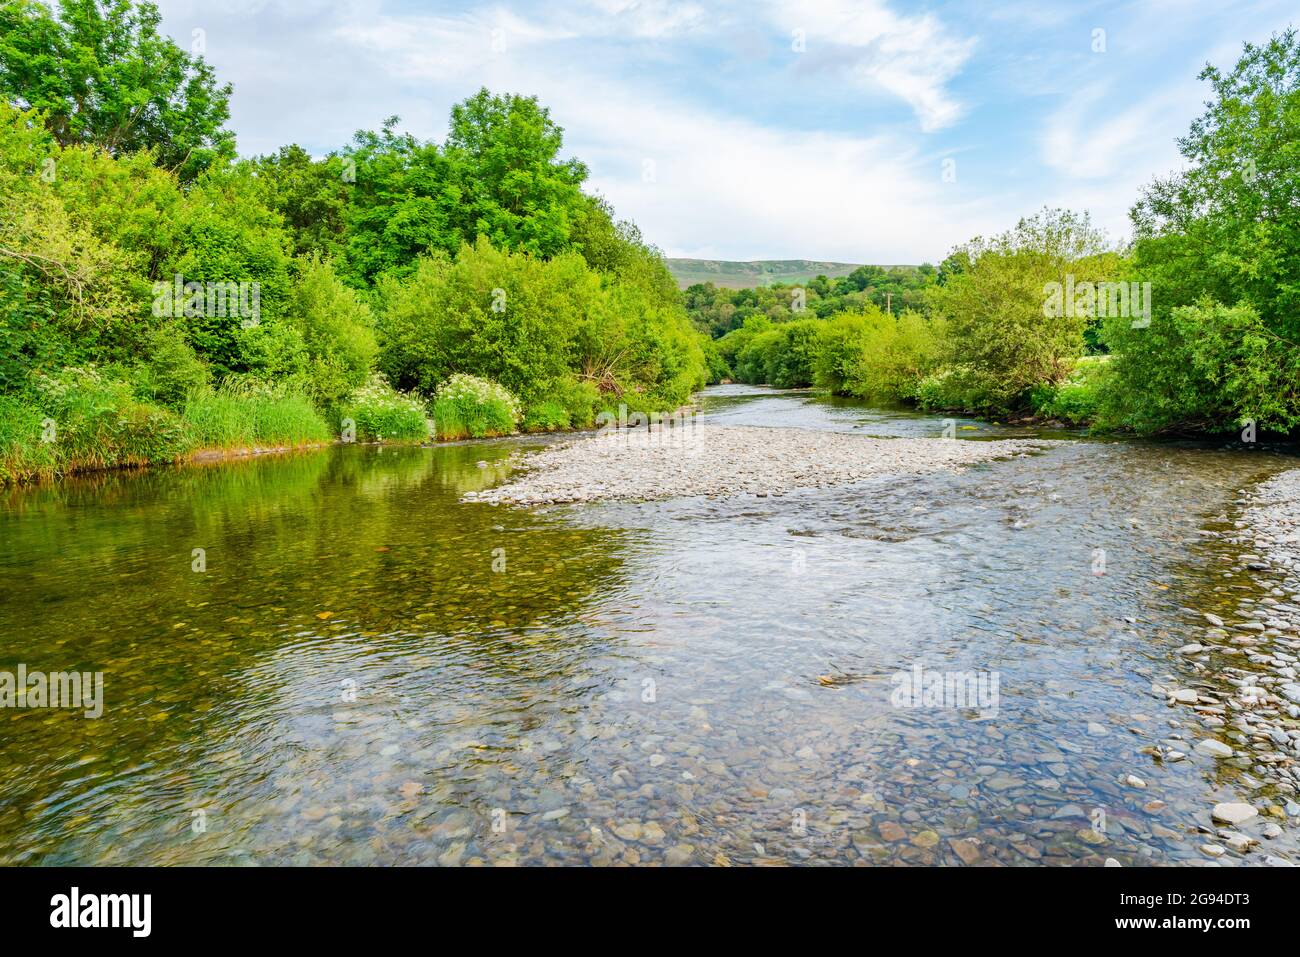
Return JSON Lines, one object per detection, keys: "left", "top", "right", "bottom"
{"left": 1150, "top": 467, "right": 1300, "bottom": 863}
{"left": 463, "top": 424, "right": 1052, "bottom": 506}
{"left": 1240, "top": 468, "right": 1300, "bottom": 578}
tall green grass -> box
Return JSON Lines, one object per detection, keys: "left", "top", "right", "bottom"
{"left": 3, "top": 368, "right": 191, "bottom": 482}
{"left": 183, "top": 383, "right": 332, "bottom": 449}
{"left": 0, "top": 394, "right": 58, "bottom": 483}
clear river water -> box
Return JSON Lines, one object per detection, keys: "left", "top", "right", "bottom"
{"left": 2, "top": 384, "right": 1297, "bottom": 866}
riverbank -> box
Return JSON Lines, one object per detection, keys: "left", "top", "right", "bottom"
{"left": 463, "top": 424, "right": 1052, "bottom": 506}
{"left": 1146, "top": 466, "right": 1300, "bottom": 859}
{"left": 1241, "top": 469, "right": 1300, "bottom": 581}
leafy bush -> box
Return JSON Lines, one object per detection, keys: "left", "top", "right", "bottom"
{"left": 928, "top": 208, "right": 1119, "bottom": 413}
{"left": 1030, "top": 356, "right": 1109, "bottom": 423}
{"left": 337, "top": 374, "right": 430, "bottom": 442}
{"left": 552, "top": 379, "right": 600, "bottom": 429}
{"left": 700, "top": 336, "right": 730, "bottom": 383}
{"left": 840, "top": 310, "right": 947, "bottom": 401}
{"left": 522, "top": 399, "right": 571, "bottom": 432}
{"left": 813, "top": 313, "right": 871, "bottom": 394}
{"left": 132, "top": 324, "right": 211, "bottom": 408}
{"left": 733, "top": 328, "right": 783, "bottom": 384}
{"left": 379, "top": 240, "right": 593, "bottom": 403}
{"left": 28, "top": 366, "right": 189, "bottom": 472}
{"left": 577, "top": 280, "right": 707, "bottom": 406}
{"left": 0, "top": 393, "right": 58, "bottom": 482}
{"left": 725, "top": 319, "right": 823, "bottom": 388}
{"left": 431, "top": 373, "right": 520, "bottom": 440}
{"left": 767, "top": 320, "right": 821, "bottom": 388}
{"left": 381, "top": 239, "right": 707, "bottom": 412}
{"left": 286, "top": 256, "right": 378, "bottom": 406}
{"left": 1097, "top": 299, "right": 1299, "bottom": 433}
{"left": 914, "top": 368, "right": 992, "bottom": 413}
{"left": 715, "top": 316, "right": 771, "bottom": 376}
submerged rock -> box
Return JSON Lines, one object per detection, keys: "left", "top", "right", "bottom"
{"left": 1211, "top": 802, "right": 1258, "bottom": 825}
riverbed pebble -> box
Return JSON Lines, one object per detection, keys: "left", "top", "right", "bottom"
{"left": 1211, "top": 802, "right": 1258, "bottom": 825}
{"left": 464, "top": 425, "right": 1053, "bottom": 505}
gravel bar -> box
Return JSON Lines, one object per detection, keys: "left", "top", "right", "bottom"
{"left": 1241, "top": 468, "right": 1300, "bottom": 576}
{"left": 463, "top": 424, "right": 1055, "bottom": 506}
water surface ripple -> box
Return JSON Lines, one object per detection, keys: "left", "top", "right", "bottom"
{"left": 1, "top": 385, "right": 1296, "bottom": 866}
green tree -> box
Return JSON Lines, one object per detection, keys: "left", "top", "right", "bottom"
{"left": 250, "top": 145, "right": 351, "bottom": 259}
{"left": 377, "top": 239, "right": 594, "bottom": 403}
{"left": 0, "top": 0, "right": 235, "bottom": 180}
{"left": 164, "top": 167, "right": 297, "bottom": 377}
{"left": 1130, "top": 30, "right": 1300, "bottom": 329}
{"left": 338, "top": 119, "right": 459, "bottom": 285}
{"left": 929, "top": 208, "right": 1118, "bottom": 413}
{"left": 1103, "top": 31, "right": 1300, "bottom": 432}
{"left": 286, "top": 256, "right": 377, "bottom": 406}
{"left": 445, "top": 87, "right": 589, "bottom": 257}
{"left": 337, "top": 91, "right": 600, "bottom": 286}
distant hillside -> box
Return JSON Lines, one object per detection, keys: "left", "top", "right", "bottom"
{"left": 665, "top": 258, "right": 916, "bottom": 290}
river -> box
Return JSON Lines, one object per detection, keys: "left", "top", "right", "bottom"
{"left": 1, "top": 384, "right": 1297, "bottom": 865}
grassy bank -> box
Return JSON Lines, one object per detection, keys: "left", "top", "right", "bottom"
{"left": 0, "top": 383, "right": 333, "bottom": 484}
{"left": 0, "top": 366, "right": 702, "bottom": 485}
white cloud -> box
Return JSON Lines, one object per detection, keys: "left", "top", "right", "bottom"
{"left": 551, "top": 85, "right": 998, "bottom": 261}
{"left": 1036, "top": 76, "right": 1204, "bottom": 242}
{"left": 154, "top": 0, "right": 1272, "bottom": 261}
{"left": 767, "top": 0, "right": 977, "bottom": 131}
{"left": 585, "top": 0, "right": 708, "bottom": 38}
{"left": 249, "top": 0, "right": 987, "bottom": 260}
{"left": 1039, "top": 81, "right": 1195, "bottom": 181}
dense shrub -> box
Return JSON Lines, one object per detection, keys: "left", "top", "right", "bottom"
{"left": 700, "top": 337, "right": 729, "bottom": 383}
{"left": 1096, "top": 300, "right": 1298, "bottom": 433}
{"left": 728, "top": 319, "right": 820, "bottom": 387}
{"left": 914, "top": 368, "right": 990, "bottom": 413}
{"left": 552, "top": 379, "right": 601, "bottom": 429}
{"left": 0, "top": 393, "right": 60, "bottom": 482}
{"left": 29, "top": 366, "right": 190, "bottom": 471}
{"left": 766, "top": 320, "right": 821, "bottom": 388}
{"left": 812, "top": 313, "right": 872, "bottom": 394}
{"left": 380, "top": 239, "right": 706, "bottom": 412}
{"left": 839, "top": 310, "right": 946, "bottom": 402}
{"left": 431, "top": 373, "right": 520, "bottom": 440}
{"left": 337, "top": 375, "right": 430, "bottom": 442}
{"left": 522, "top": 399, "right": 571, "bottom": 432}
{"left": 286, "top": 257, "right": 378, "bottom": 406}
{"left": 131, "top": 324, "right": 211, "bottom": 409}
{"left": 578, "top": 280, "right": 707, "bottom": 407}
{"left": 1029, "top": 356, "right": 1110, "bottom": 424}
{"left": 928, "top": 208, "right": 1119, "bottom": 413}
{"left": 378, "top": 240, "right": 593, "bottom": 403}
{"left": 715, "top": 316, "right": 770, "bottom": 376}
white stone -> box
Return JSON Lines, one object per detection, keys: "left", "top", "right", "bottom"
{"left": 1211, "top": 802, "right": 1258, "bottom": 825}
{"left": 1195, "top": 739, "right": 1234, "bottom": 758}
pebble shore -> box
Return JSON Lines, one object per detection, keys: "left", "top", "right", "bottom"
{"left": 1153, "top": 467, "right": 1300, "bottom": 864}
{"left": 464, "top": 424, "right": 1051, "bottom": 506}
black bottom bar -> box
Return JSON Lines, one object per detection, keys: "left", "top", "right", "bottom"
{"left": 0, "top": 865, "right": 1284, "bottom": 943}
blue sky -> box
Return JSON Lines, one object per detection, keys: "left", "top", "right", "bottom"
{"left": 153, "top": 0, "right": 1297, "bottom": 263}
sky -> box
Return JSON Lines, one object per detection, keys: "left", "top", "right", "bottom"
{"left": 152, "top": 0, "right": 1297, "bottom": 264}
